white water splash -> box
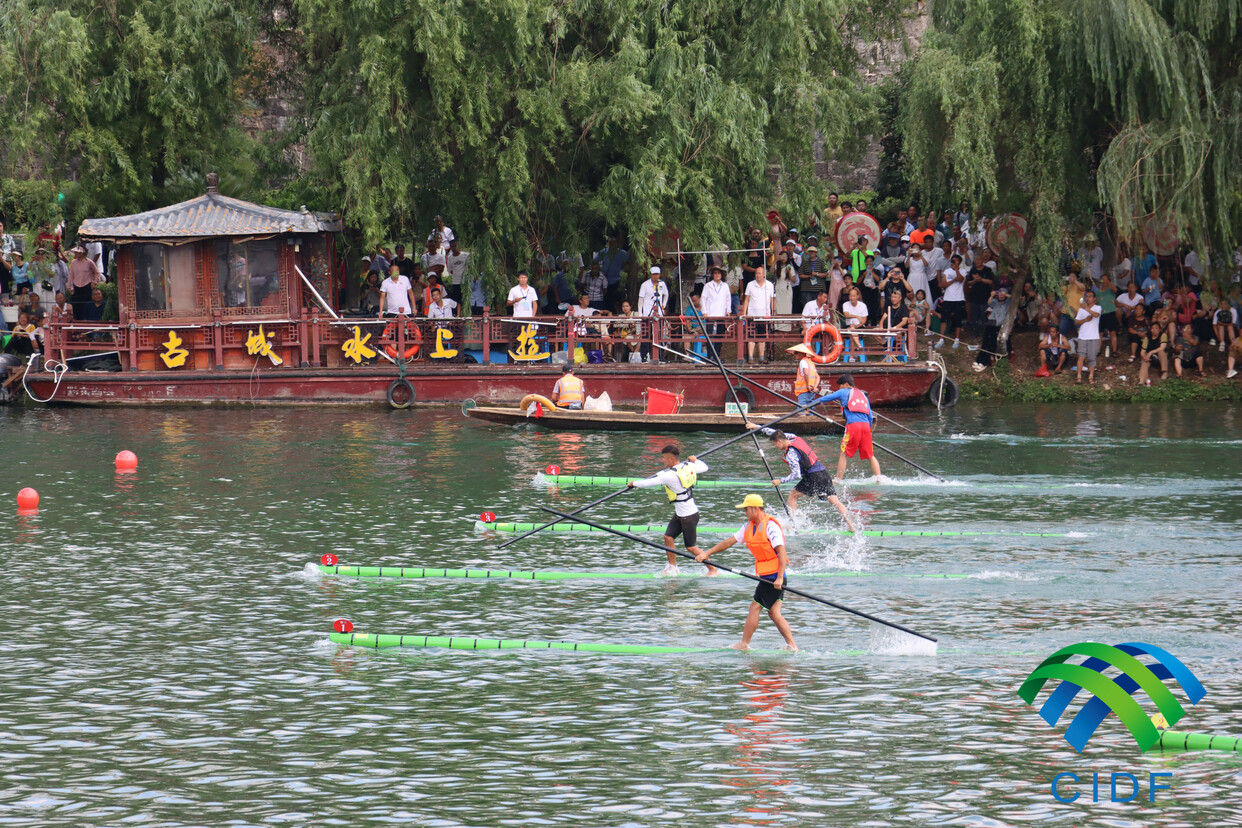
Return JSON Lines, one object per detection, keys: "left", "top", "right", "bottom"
{"left": 868, "top": 622, "right": 938, "bottom": 657}
{"left": 1063, "top": 531, "right": 1090, "bottom": 538}
{"left": 299, "top": 562, "right": 324, "bottom": 581}
{"left": 968, "top": 570, "right": 1049, "bottom": 582}
{"left": 531, "top": 473, "right": 551, "bottom": 487}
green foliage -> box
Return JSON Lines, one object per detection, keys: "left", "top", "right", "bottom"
{"left": 901, "top": 0, "right": 1242, "bottom": 292}
{"left": 292, "top": 0, "right": 901, "bottom": 272}
{"left": 0, "top": 0, "right": 261, "bottom": 231}
{"left": 958, "top": 366, "right": 1242, "bottom": 403}
{"left": 0, "top": 178, "right": 61, "bottom": 229}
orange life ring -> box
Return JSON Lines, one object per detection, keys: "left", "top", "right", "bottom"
{"left": 382, "top": 319, "right": 422, "bottom": 360}
{"left": 803, "top": 323, "right": 844, "bottom": 364}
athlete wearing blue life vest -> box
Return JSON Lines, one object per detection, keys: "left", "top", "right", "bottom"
{"left": 813, "top": 373, "right": 882, "bottom": 481}
{"left": 747, "top": 424, "right": 857, "bottom": 531}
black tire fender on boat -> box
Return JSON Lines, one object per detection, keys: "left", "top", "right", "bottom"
{"left": 728, "top": 383, "right": 756, "bottom": 409}
{"left": 927, "top": 376, "right": 960, "bottom": 408}
{"left": 386, "top": 378, "right": 415, "bottom": 409}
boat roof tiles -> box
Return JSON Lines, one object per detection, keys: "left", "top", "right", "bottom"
{"left": 77, "top": 193, "right": 342, "bottom": 241}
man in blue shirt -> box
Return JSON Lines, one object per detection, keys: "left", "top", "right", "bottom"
{"left": 814, "top": 374, "right": 882, "bottom": 482}
{"left": 1134, "top": 245, "right": 1159, "bottom": 286}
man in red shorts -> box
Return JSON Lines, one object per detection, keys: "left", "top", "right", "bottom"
{"left": 813, "top": 374, "right": 881, "bottom": 482}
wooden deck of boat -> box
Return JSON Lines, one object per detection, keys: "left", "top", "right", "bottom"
{"left": 464, "top": 406, "right": 842, "bottom": 433}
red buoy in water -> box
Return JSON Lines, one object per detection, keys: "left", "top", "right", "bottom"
{"left": 545, "top": 464, "right": 561, "bottom": 476}
{"left": 321, "top": 553, "right": 339, "bottom": 566}
{"left": 333, "top": 619, "right": 354, "bottom": 633}
{"left": 115, "top": 450, "right": 138, "bottom": 471}
{"left": 479, "top": 511, "right": 496, "bottom": 523}
{"left": 16, "top": 488, "right": 39, "bottom": 510}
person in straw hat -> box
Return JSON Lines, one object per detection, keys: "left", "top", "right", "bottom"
{"left": 695, "top": 493, "right": 797, "bottom": 651}
{"left": 786, "top": 342, "right": 823, "bottom": 409}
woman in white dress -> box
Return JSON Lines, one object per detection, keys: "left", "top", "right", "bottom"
{"left": 773, "top": 250, "right": 799, "bottom": 331}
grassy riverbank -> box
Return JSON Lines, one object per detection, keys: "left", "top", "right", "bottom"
{"left": 944, "top": 331, "right": 1242, "bottom": 403}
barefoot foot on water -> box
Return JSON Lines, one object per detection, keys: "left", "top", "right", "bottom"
{"left": 704, "top": 566, "right": 720, "bottom": 577}
{"left": 781, "top": 643, "right": 799, "bottom": 652}
{"left": 730, "top": 642, "right": 751, "bottom": 651}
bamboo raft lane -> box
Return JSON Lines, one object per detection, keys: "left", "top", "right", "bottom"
{"left": 472, "top": 520, "right": 1069, "bottom": 538}
{"left": 314, "top": 563, "right": 976, "bottom": 580}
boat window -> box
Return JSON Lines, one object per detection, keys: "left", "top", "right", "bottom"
{"left": 133, "top": 244, "right": 169, "bottom": 311}
{"left": 217, "top": 240, "right": 282, "bottom": 308}
{"left": 133, "top": 243, "right": 196, "bottom": 312}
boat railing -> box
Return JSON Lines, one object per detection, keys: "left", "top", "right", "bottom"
{"left": 39, "top": 307, "right": 918, "bottom": 371}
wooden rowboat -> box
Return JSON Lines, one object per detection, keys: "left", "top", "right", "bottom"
{"left": 463, "top": 403, "right": 843, "bottom": 433}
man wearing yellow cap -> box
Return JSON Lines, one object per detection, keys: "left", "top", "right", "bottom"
{"left": 695, "top": 494, "right": 797, "bottom": 651}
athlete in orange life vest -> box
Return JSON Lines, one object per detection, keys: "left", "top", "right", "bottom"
{"left": 813, "top": 373, "right": 881, "bottom": 482}
{"left": 551, "top": 363, "right": 585, "bottom": 409}
{"left": 745, "top": 423, "right": 856, "bottom": 531}
{"left": 695, "top": 494, "right": 797, "bottom": 651}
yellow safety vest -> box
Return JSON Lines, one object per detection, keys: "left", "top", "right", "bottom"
{"left": 555, "top": 374, "right": 585, "bottom": 406}
{"left": 663, "top": 464, "right": 698, "bottom": 503}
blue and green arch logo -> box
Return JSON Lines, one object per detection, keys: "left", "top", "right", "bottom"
{"left": 1018, "top": 642, "right": 1205, "bottom": 752}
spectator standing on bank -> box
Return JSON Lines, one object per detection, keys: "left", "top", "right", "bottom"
{"left": 445, "top": 239, "right": 469, "bottom": 305}
{"left": 507, "top": 271, "right": 539, "bottom": 318}
{"left": 378, "top": 266, "right": 414, "bottom": 317}
{"left": 741, "top": 266, "right": 775, "bottom": 364}
{"left": 596, "top": 236, "right": 630, "bottom": 311}
{"left": 637, "top": 266, "right": 669, "bottom": 362}
{"left": 429, "top": 215, "right": 454, "bottom": 252}
{"left": 67, "top": 244, "right": 102, "bottom": 317}
{"left": 701, "top": 266, "right": 733, "bottom": 339}
{"left": 1074, "top": 288, "right": 1103, "bottom": 385}
{"left": 581, "top": 261, "right": 608, "bottom": 311}
{"left": 936, "top": 254, "right": 967, "bottom": 348}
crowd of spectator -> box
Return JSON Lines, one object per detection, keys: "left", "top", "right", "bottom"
{"left": 352, "top": 202, "right": 1242, "bottom": 378}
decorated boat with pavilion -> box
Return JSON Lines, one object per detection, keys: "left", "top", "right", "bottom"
{"left": 22, "top": 179, "right": 953, "bottom": 409}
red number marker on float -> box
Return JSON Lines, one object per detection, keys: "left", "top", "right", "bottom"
{"left": 333, "top": 619, "right": 354, "bottom": 633}
{"left": 479, "top": 511, "right": 497, "bottom": 523}
{"left": 321, "top": 553, "right": 338, "bottom": 566}
{"left": 545, "top": 464, "right": 561, "bottom": 476}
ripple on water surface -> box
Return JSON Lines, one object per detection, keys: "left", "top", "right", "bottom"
{"left": 0, "top": 403, "right": 1239, "bottom": 826}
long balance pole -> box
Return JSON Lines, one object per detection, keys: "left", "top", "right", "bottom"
{"left": 497, "top": 400, "right": 825, "bottom": 549}
{"left": 541, "top": 506, "right": 937, "bottom": 645}
{"left": 668, "top": 336, "right": 943, "bottom": 482}
{"left": 683, "top": 296, "right": 790, "bottom": 517}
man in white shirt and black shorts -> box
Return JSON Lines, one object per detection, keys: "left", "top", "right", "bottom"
{"left": 628, "top": 445, "right": 716, "bottom": 577}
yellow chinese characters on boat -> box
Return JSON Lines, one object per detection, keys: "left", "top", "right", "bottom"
{"left": 160, "top": 331, "right": 189, "bottom": 368}
{"left": 430, "top": 328, "right": 458, "bottom": 359}
{"left": 246, "top": 325, "right": 284, "bottom": 366}
{"left": 341, "top": 326, "right": 377, "bottom": 364}
{"left": 508, "top": 325, "right": 549, "bottom": 362}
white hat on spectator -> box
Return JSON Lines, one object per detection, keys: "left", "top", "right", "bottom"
{"left": 362, "top": 255, "right": 372, "bottom": 262}
{"left": 650, "top": 266, "right": 661, "bottom": 274}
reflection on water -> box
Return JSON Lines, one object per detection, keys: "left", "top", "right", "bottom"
{"left": 0, "top": 402, "right": 1238, "bottom": 826}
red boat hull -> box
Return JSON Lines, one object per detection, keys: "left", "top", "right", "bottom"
{"left": 25, "top": 362, "right": 941, "bottom": 407}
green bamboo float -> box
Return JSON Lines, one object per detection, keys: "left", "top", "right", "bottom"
{"left": 315, "top": 564, "right": 970, "bottom": 580}
{"left": 1156, "top": 730, "right": 1242, "bottom": 753}
{"left": 330, "top": 631, "right": 783, "bottom": 654}
{"left": 474, "top": 520, "right": 1067, "bottom": 538}
{"left": 538, "top": 474, "right": 759, "bottom": 488}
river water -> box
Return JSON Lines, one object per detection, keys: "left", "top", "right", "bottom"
{"left": 1, "top": 403, "right": 1239, "bottom": 826}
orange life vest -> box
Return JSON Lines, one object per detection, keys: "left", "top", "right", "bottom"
{"left": 555, "top": 374, "right": 585, "bottom": 406}
{"left": 743, "top": 515, "right": 783, "bottom": 576}
{"left": 794, "top": 358, "right": 820, "bottom": 396}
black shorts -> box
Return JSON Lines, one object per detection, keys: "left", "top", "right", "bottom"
{"left": 1100, "top": 312, "right": 1120, "bottom": 333}
{"left": 665, "top": 512, "right": 699, "bottom": 548}
{"left": 795, "top": 470, "right": 836, "bottom": 498}
{"left": 754, "top": 574, "right": 786, "bottom": 609}
{"left": 939, "top": 300, "right": 966, "bottom": 329}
